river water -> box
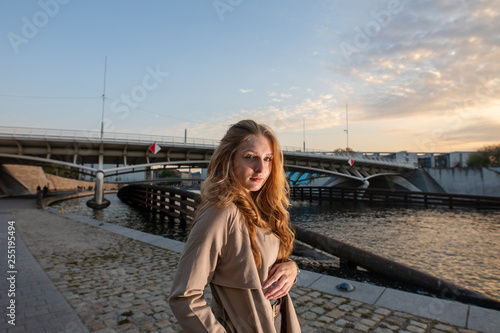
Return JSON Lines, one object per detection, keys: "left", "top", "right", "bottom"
{"left": 55, "top": 193, "right": 500, "bottom": 302}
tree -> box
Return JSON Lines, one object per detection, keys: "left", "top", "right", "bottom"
{"left": 479, "top": 144, "right": 500, "bottom": 167}
{"left": 467, "top": 152, "right": 491, "bottom": 168}
{"left": 43, "top": 163, "right": 80, "bottom": 179}
{"left": 333, "top": 148, "right": 357, "bottom": 156}
{"left": 159, "top": 169, "right": 180, "bottom": 178}
{"left": 467, "top": 144, "right": 500, "bottom": 168}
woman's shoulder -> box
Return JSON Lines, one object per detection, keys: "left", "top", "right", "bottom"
{"left": 194, "top": 202, "right": 241, "bottom": 230}
{"left": 199, "top": 201, "right": 238, "bottom": 216}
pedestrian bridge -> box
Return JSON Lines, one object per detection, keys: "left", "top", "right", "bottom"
{"left": 0, "top": 126, "right": 417, "bottom": 206}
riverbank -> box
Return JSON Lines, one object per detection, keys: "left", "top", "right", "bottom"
{"left": 1, "top": 197, "right": 499, "bottom": 332}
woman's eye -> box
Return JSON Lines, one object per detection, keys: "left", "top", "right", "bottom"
{"left": 264, "top": 157, "right": 273, "bottom": 162}
{"left": 244, "top": 155, "right": 255, "bottom": 159}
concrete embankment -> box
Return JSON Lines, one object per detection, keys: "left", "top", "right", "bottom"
{"left": 424, "top": 167, "right": 500, "bottom": 196}
{"left": 0, "top": 164, "right": 118, "bottom": 196}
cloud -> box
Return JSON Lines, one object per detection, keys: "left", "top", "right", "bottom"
{"left": 435, "top": 117, "right": 500, "bottom": 149}
{"left": 405, "top": 113, "right": 500, "bottom": 152}
{"left": 332, "top": 0, "right": 500, "bottom": 121}
{"left": 239, "top": 89, "right": 253, "bottom": 93}
{"left": 187, "top": 92, "right": 343, "bottom": 139}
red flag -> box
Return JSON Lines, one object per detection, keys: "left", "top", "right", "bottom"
{"left": 149, "top": 142, "right": 161, "bottom": 154}
{"left": 348, "top": 158, "right": 354, "bottom": 167}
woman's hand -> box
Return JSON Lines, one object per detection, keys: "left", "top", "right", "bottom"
{"left": 263, "top": 260, "right": 299, "bottom": 300}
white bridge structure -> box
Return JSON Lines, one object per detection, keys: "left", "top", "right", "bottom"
{"left": 0, "top": 127, "right": 417, "bottom": 208}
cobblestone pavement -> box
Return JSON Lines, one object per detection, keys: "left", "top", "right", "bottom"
{"left": 12, "top": 208, "right": 481, "bottom": 332}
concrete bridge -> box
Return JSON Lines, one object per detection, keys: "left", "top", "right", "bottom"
{"left": 0, "top": 126, "right": 417, "bottom": 208}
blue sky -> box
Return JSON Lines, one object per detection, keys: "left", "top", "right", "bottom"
{"left": 1, "top": 0, "right": 499, "bottom": 152}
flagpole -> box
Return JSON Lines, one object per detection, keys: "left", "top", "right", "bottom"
{"left": 100, "top": 56, "right": 107, "bottom": 141}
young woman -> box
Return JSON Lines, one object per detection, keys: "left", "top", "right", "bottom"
{"left": 169, "top": 120, "right": 301, "bottom": 332}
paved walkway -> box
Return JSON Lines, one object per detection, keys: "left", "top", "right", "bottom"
{"left": 1, "top": 197, "right": 499, "bottom": 332}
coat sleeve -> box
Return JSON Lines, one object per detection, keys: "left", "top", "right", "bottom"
{"left": 169, "top": 204, "right": 235, "bottom": 333}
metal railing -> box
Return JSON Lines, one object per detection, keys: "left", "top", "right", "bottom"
{"left": 117, "top": 184, "right": 200, "bottom": 221}
{"left": 0, "top": 126, "right": 219, "bottom": 148}
{"left": 290, "top": 186, "right": 500, "bottom": 210}
{"left": 117, "top": 184, "right": 500, "bottom": 311}
{"left": 281, "top": 146, "right": 417, "bottom": 168}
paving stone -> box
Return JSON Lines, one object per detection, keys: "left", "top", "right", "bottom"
{"left": 407, "top": 325, "right": 426, "bottom": 333}
{"left": 301, "top": 311, "right": 319, "bottom": 320}
{"left": 325, "top": 309, "right": 345, "bottom": 319}
{"left": 409, "top": 320, "right": 428, "bottom": 328}
{"left": 339, "top": 304, "right": 354, "bottom": 312}
{"left": 375, "top": 307, "right": 392, "bottom": 316}
{"left": 317, "top": 315, "right": 335, "bottom": 323}
{"left": 360, "top": 318, "right": 377, "bottom": 327}
{"left": 434, "top": 323, "right": 455, "bottom": 331}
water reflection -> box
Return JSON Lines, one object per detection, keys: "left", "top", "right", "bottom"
{"left": 55, "top": 194, "right": 500, "bottom": 302}
{"left": 57, "top": 194, "right": 190, "bottom": 242}
{"left": 289, "top": 200, "right": 500, "bottom": 302}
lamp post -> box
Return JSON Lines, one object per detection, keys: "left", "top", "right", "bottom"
{"left": 303, "top": 117, "right": 306, "bottom": 153}
{"left": 344, "top": 103, "right": 349, "bottom": 154}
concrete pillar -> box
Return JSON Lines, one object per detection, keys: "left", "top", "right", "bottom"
{"left": 87, "top": 148, "right": 110, "bottom": 209}
{"left": 357, "top": 179, "right": 370, "bottom": 199}
{"left": 94, "top": 171, "right": 104, "bottom": 204}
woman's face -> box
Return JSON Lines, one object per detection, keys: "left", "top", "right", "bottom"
{"left": 233, "top": 135, "right": 273, "bottom": 192}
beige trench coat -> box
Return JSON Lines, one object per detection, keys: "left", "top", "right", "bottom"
{"left": 169, "top": 203, "right": 301, "bottom": 332}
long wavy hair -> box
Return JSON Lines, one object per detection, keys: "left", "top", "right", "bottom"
{"left": 197, "top": 119, "right": 294, "bottom": 268}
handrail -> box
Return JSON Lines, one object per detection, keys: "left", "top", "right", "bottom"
{"left": 117, "top": 184, "right": 200, "bottom": 221}
{"left": 294, "top": 225, "right": 500, "bottom": 311}
{"left": 117, "top": 184, "right": 500, "bottom": 310}
{"left": 0, "top": 126, "right": 220, "bottom": 148}
{"left": 290, "top": 186, "right": 500, "bottom": 210}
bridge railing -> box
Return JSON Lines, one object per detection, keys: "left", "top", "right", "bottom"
{"left": 281, "top": 146, "right": 417, "bottom": 168}
{"left": 0, "top": 126, "right": 219, "bottom": 148}
{"left": 116, "top": 184, "right": 500, "bottom": 310}
{"left": 0, "top": 126, "right": 415, "bottom": 167}
{"left": 290, "top": 186, "right": 500, "bottom": 210}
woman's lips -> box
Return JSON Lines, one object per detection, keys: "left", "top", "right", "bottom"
{"left": 250, "top": 177, "right": 263, "bottom": 182}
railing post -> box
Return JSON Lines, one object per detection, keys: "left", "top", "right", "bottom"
{"left": 169, "top": 194, "right": 175, "bottom": 215}
{"left": 181, "top": 195, "right": 187, "bottom": 221}
{"left": 161, "top": 189, "right": 166, "bottom": 210}
{"left": 147, "top": 187, "right": 152, "bottom": 210}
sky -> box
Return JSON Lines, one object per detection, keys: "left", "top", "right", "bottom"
{"left": 1, "top": 0, "right": 499, "bottom": 153}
